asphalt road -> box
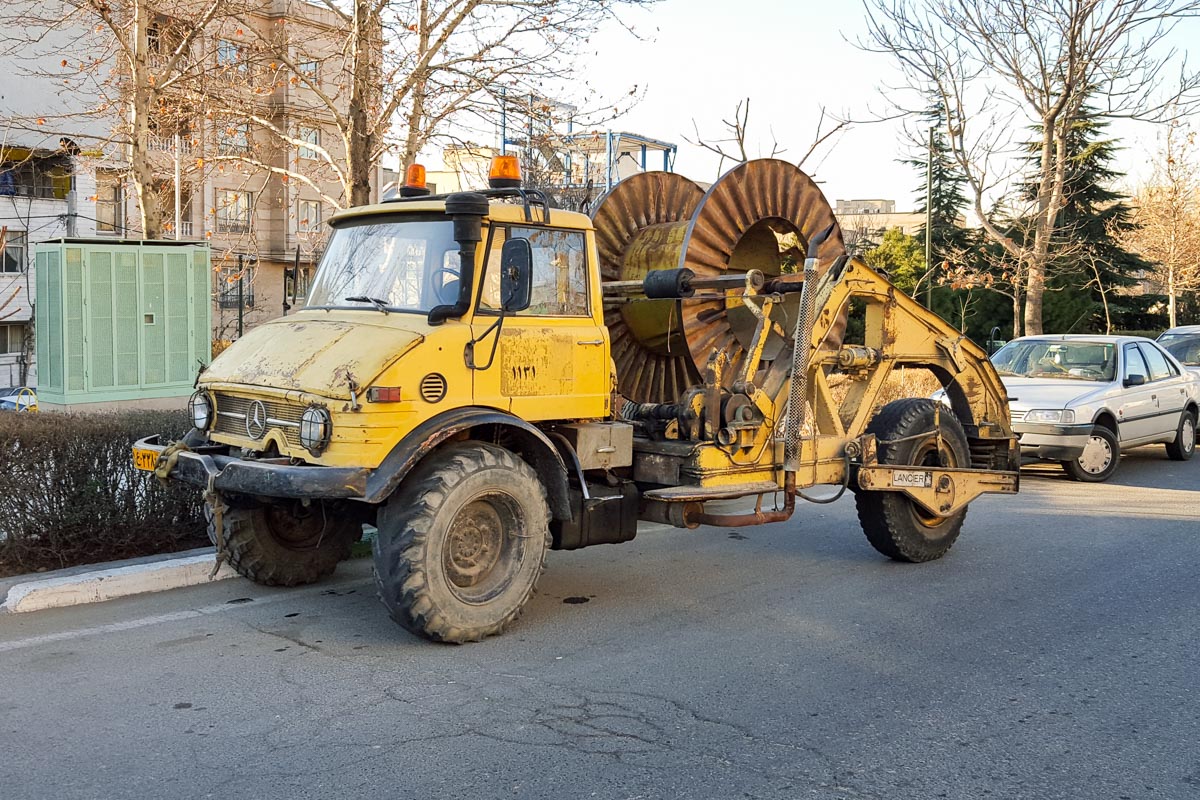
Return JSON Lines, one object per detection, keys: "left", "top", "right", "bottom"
{"left": 2, "top": 447, "right": 1198, "bottom": 800}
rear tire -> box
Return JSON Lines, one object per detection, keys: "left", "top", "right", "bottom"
{"left": 855, "top": 398, "right": 970, "bottom": 563}
{"left": 1165, "top": 410, "right": 1196, "bottom": 461}
{"left": 373, "top": 443, "right": 550, "bottom": 643}
{"left": 1061, "top": 424, "right": 1119, "bottom": 482}
{"left": 205, "top": 499, "right": 362, "bottom": 586}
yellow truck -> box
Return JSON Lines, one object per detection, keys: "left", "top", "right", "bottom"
{"left": 136, "top": 156, "right": 1019, "bottom": 643}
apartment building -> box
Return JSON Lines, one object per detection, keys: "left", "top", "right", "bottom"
{"left": 0, "top": 0, "right": 378, "bottom": 376}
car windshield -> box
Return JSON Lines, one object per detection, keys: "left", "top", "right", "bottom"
{"left": 991, "top": 340, "right": 1116, "bottom": 381}
{"left": 306, "top": 217, "right": 460, "bottom": 313}
{"left": 1159, "top": 333, "right": 1200, "bottom": 366}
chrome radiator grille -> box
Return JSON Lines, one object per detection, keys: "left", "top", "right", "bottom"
{"left": 213, "top": 392, "right": 303, "bottom": 447}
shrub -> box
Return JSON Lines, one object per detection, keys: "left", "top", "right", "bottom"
{"left": 0, "top": 410, "right": 206, "bottom": 575}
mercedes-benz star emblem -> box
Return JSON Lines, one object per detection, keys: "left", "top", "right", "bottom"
{"left": 245, "top": 400, "right": 267, "bottom": 439}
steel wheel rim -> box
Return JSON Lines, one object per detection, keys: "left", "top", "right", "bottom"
{"left": 263, "top": 503, "right": 330, "bottom": 550}
{"left": 908, "top": 437, "right": 956, "bottom": 531}
{"left": 442, "top": 492, "right": 524, "bottom": 604}
{"left": 1184, "top": 417, "right": 1196, "bottom": 453}
{"left": 1078, "top": 434, "right": 1113, "bottom": 474}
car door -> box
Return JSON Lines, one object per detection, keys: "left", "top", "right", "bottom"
{"left": 1138, "top": 342, "right": 1188, "bottom": 438}
{"left": 471, "top": 224, "right": 609, "bottom": 421}
{"left": 1117, "top": 344, "right": 1158, "bottom": 443}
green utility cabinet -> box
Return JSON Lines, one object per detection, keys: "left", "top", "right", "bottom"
{"left": 34, "top": 239, "right": 211, "bottom": 409}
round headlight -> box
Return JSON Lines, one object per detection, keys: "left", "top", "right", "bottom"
{"left": 188, "top": 390, "right": 213, "bottom": 431}
{"left": 299, "top": 405, "right": 332, "bottom": 455}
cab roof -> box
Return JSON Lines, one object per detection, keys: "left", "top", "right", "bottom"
{"left": 330, "top": 196, "right": 594, "bottom": 230}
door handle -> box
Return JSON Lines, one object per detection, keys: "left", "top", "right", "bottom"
{"left": 577, "top": 339, "right": 604, "bottom": 346}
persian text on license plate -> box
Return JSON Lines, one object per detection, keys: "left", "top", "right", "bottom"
{"left": 132, "top": 447, "right": 158, "bottom": 472}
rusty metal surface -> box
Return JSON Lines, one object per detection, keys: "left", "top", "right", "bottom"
{"left": 592, "top": 160, "right": 845, "bottom": 404}
{"left": 592, "top": 172, "right": 706, "bottom": 404}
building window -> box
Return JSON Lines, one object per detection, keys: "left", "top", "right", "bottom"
{"left": 0, "top": 152, "right": 71, "bottom": 199}
{"left": 297, "top": 127, "right": 320, "bottom": 160}
{"left": 95, "top": 171, "right": 124, "bottom": 234}
{"left": 217, "top": 39, "right": 245, "bottom": 71}
{"left": 298, "top": 60, "right": 319, "bottom": 80}
{"left": 217, "top": 121, "right": 251, "bottom": 155}
{"left": 216, "top": 189, "right": 252, "bottom": 233}
{"left": 217, "top": 264, "right": 255, "bottom": 308}
{"left": 1, "top": 230, "right": 25, "bottom": 273}
{"left": 0, "top": 323, "right": 27, "bottom": 354}
{"left": 297, "top": 199, "right": 321, "bottom": 231}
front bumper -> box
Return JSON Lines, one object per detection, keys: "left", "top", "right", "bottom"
{"left": 137, "top": 435, "right": 369, "bottom": 500}
{"left": 1013, "top": 422, "right": 1094, "bottom": 461}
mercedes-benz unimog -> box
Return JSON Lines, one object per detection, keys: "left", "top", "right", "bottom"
{"left": 136, "top": 156, "right": 1019, "bottom": 643}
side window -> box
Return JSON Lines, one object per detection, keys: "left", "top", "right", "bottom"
{"left": 1124, "top": 345, "right": 1149, "bottom": 381}
{"left": 1138, "top": 343, "right": 1173, "bottom": 382}
{"left": 510, "top": 226, "right": 589, "bottom": 316}
{"left": 478, "top": 226, "right": 589, "bottom": 316}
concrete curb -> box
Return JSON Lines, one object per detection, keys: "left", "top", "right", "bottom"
{"left": 0, "top": 552, "right": 237, "bottom": 614}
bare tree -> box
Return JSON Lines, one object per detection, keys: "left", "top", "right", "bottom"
{"left": 2, "top": 0, "right": 248, "bottom": 239}
{"left": 862, "top": 0, "right": 1200, "bottom": 334}
{"left": 685, "top": 98, "right": 851, "bottom": 178}
{"left": 1121, "top": 121, "right": 1200, "bottom": 326}
{"left": 206, "top": 0, "right": 656, "bottom": 210}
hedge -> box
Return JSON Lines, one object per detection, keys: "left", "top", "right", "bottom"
{"left": 0, "top": 410, "right": 207, "bottom": 576}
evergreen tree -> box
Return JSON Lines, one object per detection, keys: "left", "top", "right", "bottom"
{"left": 905, "top": 103, "right": 974, "bottom": 273}
{"left": 1021, "top": 106, "right": 1156, "bottom": 333}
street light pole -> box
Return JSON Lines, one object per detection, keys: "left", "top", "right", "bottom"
{"left": 925, "top": 126, "right": 934, "bottom": 310}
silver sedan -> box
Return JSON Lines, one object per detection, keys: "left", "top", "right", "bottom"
{"left": 989, "top": 336, "right": 1198, "bottom": 481}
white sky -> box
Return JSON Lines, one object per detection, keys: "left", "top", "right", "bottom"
{"left": 450, "top": 0, "right": 1198, "bottom": 213}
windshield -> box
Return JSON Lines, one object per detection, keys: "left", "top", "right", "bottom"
{"left": 306, "top": 217, "right": 460, "bottom": 313}
{"left": 991, "top": 340, "right": 1116, "bottom": 381}
{"left": 1160, "top": 334, "right": 1200, "bottom": 366}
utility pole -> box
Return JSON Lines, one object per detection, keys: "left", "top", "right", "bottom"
{"left": 237, "top": 253, "right": 245, "bottom": 338}
{"left": 925, "top": 126, "right": 934, "bottom": 310}
{"left": 173, "top": 134, "right": 182, "bottom": 239}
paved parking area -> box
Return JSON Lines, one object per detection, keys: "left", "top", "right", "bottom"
{"left": 2, "top": 447, "right": 1197, "bottom": 799}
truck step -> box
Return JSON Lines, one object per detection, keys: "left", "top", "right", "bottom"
{"left": 641, "top": 481, "right": 783, "bottom": 503}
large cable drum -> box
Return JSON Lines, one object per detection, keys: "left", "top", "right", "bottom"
{"left": 592, "top": 158, "right": 846, "bottom": 405}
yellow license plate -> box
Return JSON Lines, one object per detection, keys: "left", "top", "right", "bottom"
{"left": 132, "top": 447, "right": 159, "bottom": 472}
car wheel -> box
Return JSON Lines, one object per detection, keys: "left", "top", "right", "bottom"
{"left": 1061, "top": 425, "right": 1119, "bottom": 482}
{"left": 1165, "top": 410, "right": 1196, "bottom": 461}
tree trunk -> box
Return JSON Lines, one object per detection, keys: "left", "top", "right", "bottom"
{"left": 345, "top": 0, "right": 380, "bottom": 207}
{"left": 130, "top": 2, "right": 161, "bottom": 239}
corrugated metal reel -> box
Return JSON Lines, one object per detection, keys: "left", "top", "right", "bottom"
{"left": 592, "top": 159, "right": 846, "bottom": 404}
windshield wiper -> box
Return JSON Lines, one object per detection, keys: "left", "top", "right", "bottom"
{"left": 344, "top": 295, "right": 390, "bottom": 314}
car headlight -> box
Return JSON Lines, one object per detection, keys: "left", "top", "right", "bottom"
{"left": 188, "top": 390, "right": 213, "bottom": 430}
{"left": 299, "top": 405, "right": 332, "bottom": 455}
{"left": 1024, "top": 409, "right": 1074, "bottom": 423}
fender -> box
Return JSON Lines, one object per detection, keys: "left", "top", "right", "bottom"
{"left": 363, "top": 406, "right": 573, "bottom": 520}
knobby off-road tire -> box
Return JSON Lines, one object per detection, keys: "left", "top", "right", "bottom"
{"left": 373, "top": 442, "right": 550, "bottom": 644}
{"left": 205, "top": 499, "right": 361, "bottom": 587}
{"left": 855, "top": 398, "right": 970, "bottom": 563}
{"left": 1165, "top": 409, "right": 1196, "bottom": 461}
{"left": 1061, "top": 424, "right": 1120, "bottom": 482}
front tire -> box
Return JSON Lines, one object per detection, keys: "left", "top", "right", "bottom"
{"left": 855, "top": 398, "right": 970, "bottom": 563}
{"left": 373, "top": 443, "right": 550, "bottom": 643}
{"left": 1062, "top": 425, "right": 1119, "bottom": 482}
{"left": 1165, "top": 410, "right": 1196, "bottom": 461}
{"left": 205, "top": 499, "right": 362, "bottom": 586}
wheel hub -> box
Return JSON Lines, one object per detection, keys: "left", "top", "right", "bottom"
{"left": 1078, "top": 434, "right": 1112, "bottom": 474}
{"left": 444, "top": 499, "right": 506, "bottom": 589}
{"left": 1183, "top": 417, "right": 1195, "bottom": 453}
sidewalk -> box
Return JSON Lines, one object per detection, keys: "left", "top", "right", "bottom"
{"left": 0, "top": 548, "right": 236, "bottom": 614}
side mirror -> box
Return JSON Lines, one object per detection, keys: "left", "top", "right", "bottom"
{"left": 500, "top": 238, "right": 533, "bottom": 313}
{"left": 1124, "top": 373, "right": 1146, "bottom": 387}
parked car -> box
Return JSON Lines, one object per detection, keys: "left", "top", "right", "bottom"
{"left": 1157, "top": 325, "right": 1200, "bottom": 378}
{"left": 938, "top": 336, "right": 1198, "bottom": 481}
{"left": 0, "top": 386, "right": 37, "bottom": 411}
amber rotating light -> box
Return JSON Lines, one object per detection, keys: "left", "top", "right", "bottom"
{"left": 592, "top": 159, "right": 846, "bottom": 405}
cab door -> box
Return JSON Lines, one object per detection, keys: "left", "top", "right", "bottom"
{"left": 471, "top": 224, "right": 609, "bottom": 421}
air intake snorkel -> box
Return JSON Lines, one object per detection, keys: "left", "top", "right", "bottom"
{"left": 427, "top": 192, "right": 489, "bottom": 325}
